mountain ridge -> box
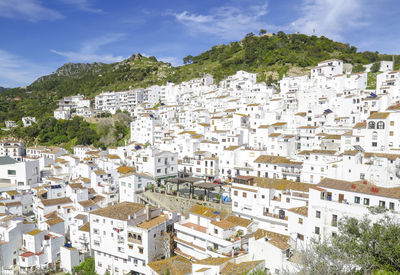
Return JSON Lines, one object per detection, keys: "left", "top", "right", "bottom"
{"left": 1, "top": 32, "right": 399, "bottom": 123}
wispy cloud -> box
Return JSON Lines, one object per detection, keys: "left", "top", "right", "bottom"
{"left": 170, "top": 2, "right": 271, "bottom": 40}
{"left": 0, "top": 49, "right": 52, "bottom": 87}
{"left": 0, "top": 0, "right": 63, "bottom": 22}
{"left": 60, "top": 0, "right": 103, "bottom": 14}
{"left": 290, "top": 0, "right": 367, "bottom": 40}
{"left": 50, "top": 33, "right": 126, "bottom": 63}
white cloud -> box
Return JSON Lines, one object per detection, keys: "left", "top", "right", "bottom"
{"left": 0, "top": 0, "right": 63, "bottom": 22}
{"left": 60, "top": 0, "right": 103, "bottom": 14}
{"left": 171, "top": 2, "right": 271, "bottom": 40}
{"left": 290, "top": 0, "right": 367, "bottom": 40}
{"left": 50, "top": 33, "right": 126, "bottom": 63}
{"left": 0, "top": 49, "right": 52, "bottom": 87}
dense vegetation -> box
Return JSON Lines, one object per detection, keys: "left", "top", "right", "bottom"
{"left": 299, "top": 210, "right": 400, "bottom": 274}
{"left": 72, "top": 257, "right": 97, "bottom": 275}
{"left": 176, "top": 32, "right": 399, "bottom": 83}
{"left": 5, "top": 113, "right": 131, "bottom": 150}
{"left": 1, "top": 32, "right": 399, "bottom": 148}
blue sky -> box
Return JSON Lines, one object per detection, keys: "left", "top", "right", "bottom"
{"left": 0, "top": 0, "right": 399, "bottom": 87}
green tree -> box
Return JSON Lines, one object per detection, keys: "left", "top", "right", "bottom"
{"left": 74, "top": 257, "right": 97, "bottom": 275}
{"left": 259, "top": 29, "right": 267, "bottom": 35}
{"left": 245, "top": 32, "right": 255, "bottom": 38}
{"left": 299, "top": 212, "right": 400, "bottom": 274}
{"left": 183, "top": 55, "right": 193, "bottom": 64}
{"left": 353, "top": 64, "right": 366, "bottom": 73}
{"left": 371, "top": 62, "right": 381, "bottom": 73}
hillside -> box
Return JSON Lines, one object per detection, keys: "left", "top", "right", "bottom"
{"left": 1, "top": 32, "right": 399, "bottom": 124}
{"left": 0, "top": 87, "right": 9, "bottom": 92}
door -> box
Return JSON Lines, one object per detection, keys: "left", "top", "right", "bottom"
{"left": 338, "top": 193, "right": 344, "bottom": 203}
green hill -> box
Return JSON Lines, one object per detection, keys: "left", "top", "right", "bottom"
{"left": 0, "top": 87, "right": 9, "bottom": 92}
{"left": 1, "top": 32, "right": 399, "bottom": 124}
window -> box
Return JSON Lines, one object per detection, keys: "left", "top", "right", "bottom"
{"left": 390, "top": 131, "right": 394, "bottom": 136}
{"left": 298, "top": 218, "right": 303, "bottom": 224}
{"left": 139, "top": 247, "right": 144, "bottom": 254}
{"left": 316, "top": 210, "right": 321, "bottom": 218}
{"left": 389, "top": 202, "right": 395, "bottom": 210}
{"left": 7, "top": 170, "right": 16, "bottom": 175}
{"left": 377, "top": 121, "right": 385, "bottom": 129}
{"left": 315, "top": 227, "right": 320, "bottom": 235}
{"left": 372, "top": 142, "right": 377, "bottom": 147}
{"left": 254, "top": 194, "right": 257, "bottom": 198}
{"left": 243, "top": 192, "right": 247, "bottom": 198}
{"left": 262, "top": 195, "right": 265, "bottom": 199}
{"left": 364, "top": 198, "right": 370, "bottom": 206}
{"left": 234, "top": 190, "right": 238, "bottom": 196}
{"left": 297, "top": 233, "right": 304, "bottom": 240}
{"left": 214, "top": 229, "right": 218, "bottom": 234}
{"left": 368, "top": 121, "right": 375, "bottom": 129}
{"left": 332, "top": 215, "right": 338, "bottom": 227}
{"left": 390, "top": 121, "right": 394, "bottom": 126}
{"left": 379, "top": 201, "right": 386, "bottom": 208}
{"left": 286, "top": 198, "right": 290, "bottom": 203}
{"left": 372, "top": 131, "right": 378, "bottom": 141}
{"left": 354, "top": 196, "right": 360, "bottom": 204}
{"left": 234, "top": 202, "right": 238, "bottom": 207}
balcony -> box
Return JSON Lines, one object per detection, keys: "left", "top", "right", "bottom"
{"left": 282, "top": 169, "right": 300, "bottom": 175}
{"left": 174, "top": 237, "right": 206, "bottom": 252}
{"left": 263, "top": 212, "right": 288, "bottom": 221}
{"left": 128, "top": 232, "right": 142, "bottom": 245}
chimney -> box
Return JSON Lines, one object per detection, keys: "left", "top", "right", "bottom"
{"left": 146, "top": 204, "right": 151, "bottom": 221}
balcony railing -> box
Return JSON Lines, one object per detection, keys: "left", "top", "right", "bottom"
{"left": 128, "top": 237, "right": 142, "bottom": 244}
{"left": 282, "top": 169, "right": 300, "bottom": 174}
{"left": 263, "top": 212, "right": 288, "bottom": 221}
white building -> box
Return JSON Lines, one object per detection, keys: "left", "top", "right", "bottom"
{"left": 0, "top": 140, "right": 24, "bottom": 161}
{"left": 0, "top": 157, "right": 40, "bottom": 189}
{"left": 90, "top": 202, "right": 174, "bottom": 275}
{"left": 174, "top": 204, "right": 254, "bottom": 260}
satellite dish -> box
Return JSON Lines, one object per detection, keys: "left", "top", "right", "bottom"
{"left": 396, "top": 168, "right": 400, "bottom": 179}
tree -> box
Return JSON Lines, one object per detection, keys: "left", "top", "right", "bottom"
{"left": 259, "top": 29, "right": 267, "bottom": 35}
{"left": 352, "top": 64, "right": 366, "bottom": 73}
{"left": 299, "top": 211, "right": 400, "bottom": 274}
{"left": 371, "top": 62, "right": 381, "bottom": 73}
{"left": 73, "top": 257, "right": 97, "bottom": 275}
{"left": 150, "top": 231, "right": 172, "bottom": 261}
{"left": 183, "top": 55, "right": 193, "bottom": 64}
{"left": 245, "top": 32, "right": 255, "bottom": 38}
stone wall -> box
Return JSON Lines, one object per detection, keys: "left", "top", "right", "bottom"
{"left": 137, "top": 191, "right": 232, "bottom": 216}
